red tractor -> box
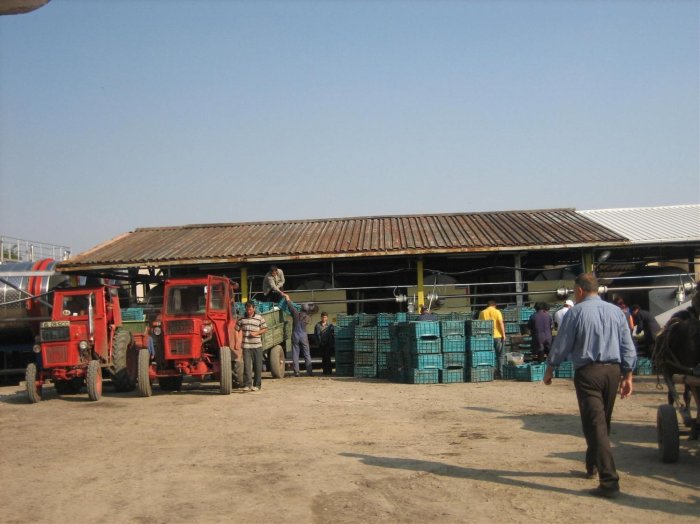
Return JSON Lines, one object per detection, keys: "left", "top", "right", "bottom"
{"left": 137, "top": 275, "right": 241, "bottom": 396}
{"left": 25, "top": 285, "right": 139, "bottom": 402}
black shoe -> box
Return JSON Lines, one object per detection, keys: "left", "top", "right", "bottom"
{"left": 293, "top": 372, "right": 300, "bottom": 377}
{"left": 585, "top": 468, "right": 598, "bottom": 480}
{"left": 589, "top": 486, "right": 620, "bottom": 499}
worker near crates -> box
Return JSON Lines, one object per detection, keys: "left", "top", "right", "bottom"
{"left": 262, "top": 265, "right": 285, "bottom": 302}
{"left": 283, "top": 293, "right": 314, "bottom": 377}
{"left": 544, "top": 272, "right": 636, "bottom": 499}
{"left": 478, "top": 299, "right": 506, "bottom": 378}
{"left": 237, "top": 301, "right": 268, "bottom": 392}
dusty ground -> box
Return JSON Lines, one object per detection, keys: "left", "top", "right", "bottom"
{"left": 0, "top": 373, "right": 698, "bottom": 524}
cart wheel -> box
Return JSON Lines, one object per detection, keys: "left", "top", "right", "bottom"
{"left": 657, "top": 404, "right": 680, "bottom": 463}
{"left": 219, "top": 346, "right": 232, "bottom": 395}
{"left": 25, "top": 363, "right": 42, "bottom": 404}
{"left": 137, "top": 348, "right": 153, "bottom": 397}
{"left": 269, "top": 344, "right": 285, "bottom": 379}
{"left": 86, "top": 360, "right": 102, "bottom": 401}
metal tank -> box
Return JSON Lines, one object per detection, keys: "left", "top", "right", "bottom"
{"left": 0, "top": 259, "right": 69, "bottom": 342}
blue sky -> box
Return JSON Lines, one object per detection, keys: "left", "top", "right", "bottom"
{"left": 1, "top": 0, "right": 698, "bottom": 254}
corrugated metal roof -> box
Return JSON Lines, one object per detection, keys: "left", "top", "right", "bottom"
{"left": 57, "top": 208, "right": 627, "bottom": 271}
{"left": 579, "top": 204, "right": 700, "bottom": 244}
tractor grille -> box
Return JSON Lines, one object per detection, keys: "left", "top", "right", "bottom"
{"left": 41, "top": 326, "right": 70, "bottom": 342}
{"left": 167, "top": 320, "right": 194, "bottom": 335}
{"left": 44, "top": 345, "right": 69, "bottom": 365}
{"left": 168, "top": 338, "right": 192, "bottom": 356}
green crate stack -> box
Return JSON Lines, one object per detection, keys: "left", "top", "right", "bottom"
{"left": 409, "top": 338, "right": 441, "bottom": 354}
{"left": 409, "top": 353, "right": 443, "bottom": 369}
{"left": 554, "top": 360, "right": 574, "bottom": 378}
{"left": 377, "top": 352, "right": 390, "bottom": 378}
{"left": 377, "top": 313, "right": 395, "bottom": 327}
{"left": 377, "top": 326, "right": 391, "bottom": 340}
{"left": 465, "top": 367, "right": 495, "bottom": 383}
{"left": 407, "top": 321, "right": 441, "bottom": 339}
{"left": 445, "top": 312, "right": 469, "bottom": 321}
{"left": 519, "top": 308, "right": 536, "bottom": 322}
{"left": 387, "top": 351, "right": 406, "bottom": 383}
{"left": 467, "top": 350, "right": 496, "bottom": 367}
{"left": 335, "top": 363, "right": 354, "bottom": 377}
{"left": 377, "top": 340, "right": 392, "bottom": 353}
{"left": 465, "top": 320, "right": 493, "bottom": 336}
{"left": 503, "top": 308, "right": 520, "bottom": 322}
{"left": 505, "top": 322, "right": 522, "bottom": 335}
{"left": 395, "top": 312, "right": 407, "bottom": 322}
{"left": 502, "top": 364, "right": 519, "bottom": 380}
{"left": 356, "top": 314, "right": 377, "bottom": 327}
{"left": 441, "top": 336, "right": 466, "bottom": 353}
{"left": 354, "top": 326, "right": 377, "bottom": 340}
{"left": 406, "top": 368, "right": 439, "bottom": 384}
{"left": 335, "top": 324, "right": 355, "bottom": 339}
{"left": 439, "top": 368, "right": 464, "bottom": 384}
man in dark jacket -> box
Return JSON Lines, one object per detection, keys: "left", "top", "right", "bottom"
{"left": 631, "top": 305, "right": 661, "bottom": 354}
{"left": 528, "top": 302, "right": 553, "bottom": 363}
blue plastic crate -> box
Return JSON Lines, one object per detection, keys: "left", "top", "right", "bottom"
{"left": 408, "top": 321, "right": 441, "bottom": 339}
{"left": 377, "top": 352, "right": 389, "bottom": 368}
{"left": 503, "top": 308, "right": 520, "bottom": 322}
{"left": 335, "top": 325, "right": 355, "bottom": 339}
{"left": 468, "top": 350, "right": 496, "bottom": 367}
{"left": 505, "top": 322, "right": 522, "bottom": 334}
{"left": 395, "top": 312, "right": 407, "bottom": 322}
{"left": 334, "top": 351, "right": 354, "bottom": 365}
{"left": 406, "top": 368, "right": 439, "bottom": 384}
{"left": 554, "top": 361, "right": 574, "bottom": 378}
{"left": 410, "top": 353, "right": 443, "bottom": 369}
{"left": 634, "top": 357, "right": 653, "bottom": 376}
{"left": 445, "top": 312, "right": 469, "bottom": 321}
{"left": 122, "top": 308, "right": 145, "bottom": 321}
{"left": 440, "top": 320, "right": 466, "bottom": 337}
{"left": 466, "top": 320, "right": 493, "bottom": 336}
{"left": 520, "top": 308, "right": 536, "bottom": 322}
{"left": 439, "top": 368, "right": 465, "bottom": 384}
{"left": 502, "top": 364, "right": 518, "bottom": 380}
{"left": 377, "top": 326, "right": 391, "bottom": 340}
{"left": 336, "top": 314, "right": 356, "bottom": 327}
{"left": 441, "top": 336, "right": 466, "bottom": 353}
{"left": 466, "top": 336, "right": 493, "bottom": 351}
{"left": 335, "top": 363, "right": 354, "bottom": 376}
{"left": 356, "top": 314, "right": 377, "bottom": 327}
{"left": 465, "top": 367, "right": 495, "bottom": 383}
{"left": 408, "top": 338, "right": 441, "bottom": 354}
{"left": 515, "top": 363, "right": 546, "bottom": 382}
{"left": 354, "top": 326, "right": 378, "bottom": 339}
{"left": 377, "top": 313, "right": 395, "bottom": 327}
{"left": 377, "top": 340, "right": 392, "bottom": 353}
{"left": 354, "top": 364, "right": 377, "bottom": 378}
{"left": 442, "top": 352, "right": 466, "bottom": 368}
{"left": 354, "top": 339, "right": 377, "bottom": 352}
{"left": 335, "top": 339, "right": 354, "bottom": 352}
{"left": 354, "top": 352, "right": 377, "bottom": 366}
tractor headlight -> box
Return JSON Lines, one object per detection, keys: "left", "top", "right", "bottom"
{"left": 79, "top": 340, "right": 89, "bottom": 351}
{"left": 202, "top": 323, "right": 213, "bottom": 336}
{"left": 153, "top": 326, "right": 162, "bottom": 336}
{"left": 33, "top": 344, "right": 41, "bottom": 354}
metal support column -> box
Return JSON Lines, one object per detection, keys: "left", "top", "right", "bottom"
{"left": 240, "top": 267, "right": 248, "bottom": 303}
{"left": 514, "top": 254, "right": 524, "bottom": 308}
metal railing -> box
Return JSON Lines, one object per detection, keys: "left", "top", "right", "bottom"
{"left": 0, "top": 236, "right": 71, "bottom": 263}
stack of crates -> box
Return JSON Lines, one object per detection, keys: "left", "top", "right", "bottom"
{"left": 406, "top": 321, "right": 441, "bottom": 384}
{"left": 554, "top": 360, "right": 574, "bottom": 378}
{"left": 465, "top": 320, "right": 495, "bottom": 382}
{"left": 334, "top": 314, "right": 355, "bottom": 376}
{"left": 376, "top": 313, "right": 394, "bottom": 378}
{"left": 387, "top": 323, "right": 407, "bottom": 383}
{"left": 634, "top": 357, "right": 653, "bottom": 376}
{"left": 353, "top": 318, "right": 377, "bottom": 378}
{"left": 439, "top": 319, "right": 466, "bottom": 383}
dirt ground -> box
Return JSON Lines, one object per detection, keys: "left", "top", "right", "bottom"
{"left": 0, "top": 372, "right": 698, "bottom": 524}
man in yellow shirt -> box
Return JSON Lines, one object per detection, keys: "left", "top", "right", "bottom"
{"left": 478, "top": 299, "right": 507, "bottom": 378}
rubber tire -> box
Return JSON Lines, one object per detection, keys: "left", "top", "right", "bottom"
{"left": 86, "top": 360, "right": 102, "bottom": 401}
{"left": 25, "top": 363, "right": 42, "bottom": 404}
{"left": 657, "top": 403, "right": 680, "bottom": 463}
{"left": 269, "top": 344, "right": 285, "bottom": 379}
{"left": 137, "top": 348, "right": 153, "bottom": 397}
{"left": 233, "top": 358, "right": 244, "bottom": 388}
{"left": 219, "top": 346, "right": 232, "bottom": 395}
{"left": 112, "top": 328, "right": 137, "bottom": 392}
{"left": 159, "top": 376, "right": 182, "bottom": 391}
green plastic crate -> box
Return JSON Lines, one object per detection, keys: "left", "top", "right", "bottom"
{"left": 466, "top": 320, "right": 493, "bottom": 336}
{"left": 440, "top": 320, "right": 466, "bottom": 337}
{"left": 354, "top": 339, "right": 377, "bottom": 352}
{"left": 406, "top": 368, "right": 439, "bottom": 384}
{"left": 354, "top": 326, "right": 377, "bottom": 339}
{"left": 466, "top": 336, "right": 493, "bottom": 351}
{"left": 439, "top": 368, "right": 465, "bottom": 384}
{"left": 409, "top": 353, "right": 443, "bottom": 369}
{"left": 408, "top": 338, "right": 441, "bottom": 354}
{"left": 467, "top": 350, "right": 496, "bottom": 367}
{"left": 354, "top": 351, "right": 377, "bottom": 366}
{"left": 442, "top": 352, "right": 466, "bottom": 368}
{"left": 441, "top": 336, "right": 466, "bottom": 353}
{"left": 465, "top": 367, "right": 495, "bottom": 383}
{"left": 515, "top": 363, "right": 546, "bottom": 382}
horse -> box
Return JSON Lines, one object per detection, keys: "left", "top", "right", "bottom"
{"left": 653, "top": 286, "right": 700, "bottom": 440}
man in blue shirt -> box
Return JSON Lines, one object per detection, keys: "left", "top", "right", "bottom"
{"left": 544, "top": 273, "right": 636, "bottom": 499}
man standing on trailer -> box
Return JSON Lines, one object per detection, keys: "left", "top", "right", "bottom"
{"left": 544, "top": 273, "right": 636, "bottom": 499}
{"left": 262, "top": 265, "right": 285, "bottom": 302}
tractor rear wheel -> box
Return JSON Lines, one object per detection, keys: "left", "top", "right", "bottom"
{"left": 233, "top": 358, "right": 244, "bottom": 388}
{"left": 25, "top": 363, "right": 42, "bottom": 404}
{"left": 86, "top": 360, "right": 102, "bottom": 401}
{"left": 112, "top": 328, "right": 137, "bottom": 392}
{"left": 269, "top": 344, "right": 285, "bottom": 379}
{"left": 137, "top": 348, "right": 153, "bottom": 397}
{"left": 657, "top": 404, "right": 680, "bottom": 463}
{"left": 219, "top": 346, "right": 232, "bottom": 395}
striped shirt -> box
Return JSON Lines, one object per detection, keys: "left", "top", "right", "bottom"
{"left": 238, "top": 313, "right": 267, "bottom": 350}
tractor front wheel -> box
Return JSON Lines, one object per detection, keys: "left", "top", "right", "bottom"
{"left": 86, "top": 360, "right": 103, "bottom": 401}
{"left": 112, "top": 328, "right": 137, "bottom": 392}
{"left": 219, "top": 346, "right": 232, "bottom": 395}
{"left": 137, "top": 348, "right": 153, "bottom": 397}
{"left": 269, "top": 344, "right": 285, "bottom": 379}
{"left": 25, "top": 363, "right": 42, "bottom": 403}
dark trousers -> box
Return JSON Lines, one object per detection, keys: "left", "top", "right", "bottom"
{"left": 243, "top": 347, "right": 263, "bottom": 388}
{"left": 320, "top": 343, "right": 333, "bottom": 375}
{"left": 574, "top": 363, "right": 621, "bottom": 491}
{"left": 292, "top": 335, "right": 312, "bottom": 374}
